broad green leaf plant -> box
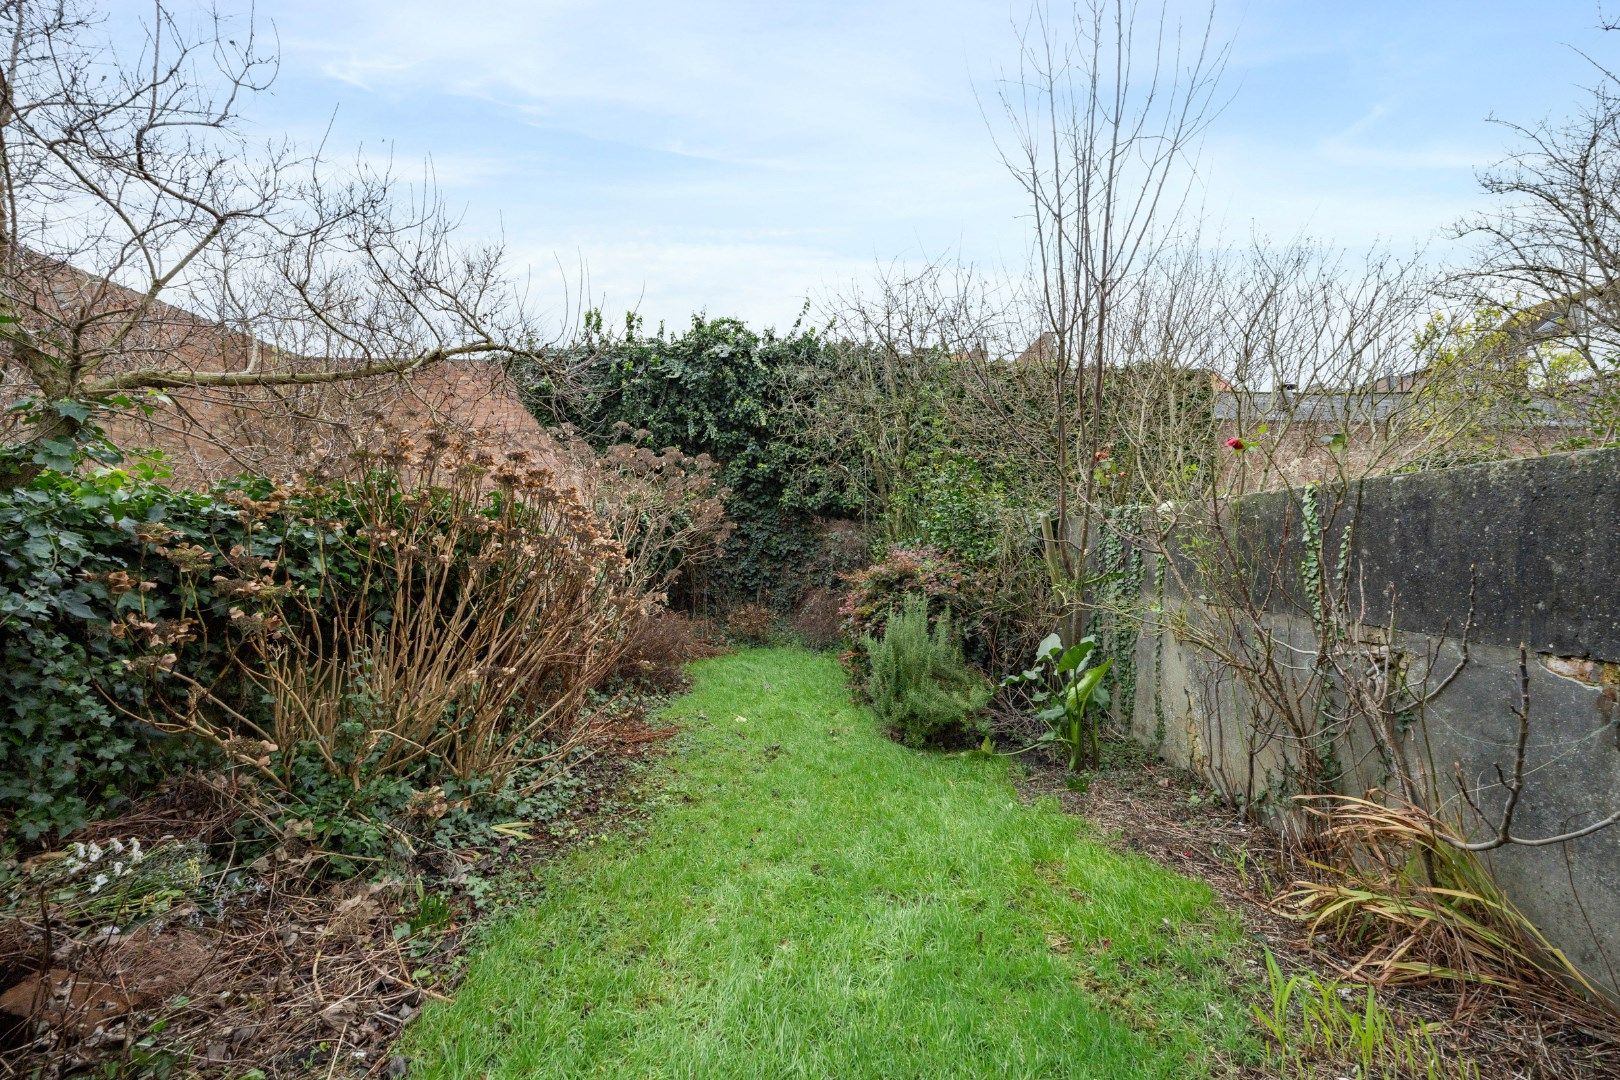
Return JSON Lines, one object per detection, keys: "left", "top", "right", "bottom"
{"left": 1002, "top": 633, "right": 1113, "bottom": 771}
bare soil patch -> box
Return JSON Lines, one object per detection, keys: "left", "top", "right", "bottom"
{"left": 0, "top": 712, "right": 675, "bottom": 1079}
{"left": 1015, "top": 750, "right": 1620, "bottom": 1080}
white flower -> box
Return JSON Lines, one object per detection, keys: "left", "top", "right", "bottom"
{"left": 90, "top": 873, "right": 109, "bottom": 895}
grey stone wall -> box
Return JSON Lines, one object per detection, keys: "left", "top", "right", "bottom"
{"left": 1115, "top": 448, "right": 1620, "bottom": 995}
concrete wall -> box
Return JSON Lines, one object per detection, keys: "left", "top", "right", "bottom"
{"left": 1113, "top": 448, "right": 1620, "bottom": 995}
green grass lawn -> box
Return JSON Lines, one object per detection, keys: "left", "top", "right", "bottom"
{"left": 405, "top": 647, "right": 1261, "bottom": 1079}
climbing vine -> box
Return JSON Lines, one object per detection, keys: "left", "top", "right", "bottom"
{"left": 1298, "top": 483, "right": 1354, "bottom": 791}
{"left": 1151, "top": 549, "right": 1168, "bottom": 748}
{"left": 1092, "top": 505, "right": 1146, "bottom": 729}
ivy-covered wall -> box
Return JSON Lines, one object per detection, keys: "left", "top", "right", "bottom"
{"left": 523, "top": 315, "right": 859, "bottom": 604}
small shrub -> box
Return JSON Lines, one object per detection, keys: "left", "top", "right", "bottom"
{"left": 885, "top": 455, "right": 1056, "bottom": 673}
{"left": 607, "top": 609, "right": 726, "bottom": 692}
{"left": 549, "top": 423, "right": 734, "bottom": 599}
{"left": 841, "top": 546, "right": 974, "bottom": 642}
{"left": 1001, "top": 633, "right": 1113, "bottom": 771}
{"left": 863, "top": 594, "right": 990, "bottom": 748}
{"left": 842, "top": 547, "right": 993, "bottom": 670}
{"left": 809, "top": 518, "right": 873, "bottom": 577}
{"left": 725, "top": 602, "right": 776, "bottom": 645}
{"left": 789, "top": 586, "right": 844, "bottom": 650}
{"left": 188, "top": 431, "right": 646, "bottom": 798}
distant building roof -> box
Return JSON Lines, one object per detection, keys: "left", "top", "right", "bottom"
{"left": 3, "top": 253, "right": 547, "bottom": 485}
{"left": 1214, "top": 390, "right": 1411, "bottom": 424}
{"left": 1214, "top": 388, "right": 1586, "bottom": 428}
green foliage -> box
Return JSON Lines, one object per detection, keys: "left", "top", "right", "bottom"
{"left": 1092, "top": 507, "right": 1146, "bottom": 721}
{"left": 1296, "top": 485, "right": 1349, "bottom": 791}
{"left": 1410, "top": 303, "right": 1619, "bottom": 456}
{"left": 889, "top": 451, "right": 1029, "bottom": 566}
{"left": 243, "top": 749, "right": 588, "bottom": 877}
{"left": 0, "top": 396, "right": 126, "bottom": 477}
{"left": 1253, "top": 952, "right": 1480, "bottom": 1079}
{"left": 521, "top": 313, "right": 858, "bottom": 601}
{"left": 1003, "top": 633, "right": 1114, "bottom": 771}
{"left": 789, "top": 336, "right": 961, "bottom": 531}
{"left": 886, "top": 453, "right": 1056, "bottom": 674}
{"left": 0, "top": 462, "right": 305, "bottom": 839}
{"left": 862, "top": 594, "right": 990, "bottom": 748}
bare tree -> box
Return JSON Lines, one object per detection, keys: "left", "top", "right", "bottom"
{"left": 0, "top": 0, "right": 571, "bottom": 485}
{"left": 990, "top": 0, "right": 1227, "bottom": 616}
{"left": 1458, "top": 62, "right": 1620, "bottom": 382}
{"left": 799, "top": 257, "right": 1012, "bottom": 538}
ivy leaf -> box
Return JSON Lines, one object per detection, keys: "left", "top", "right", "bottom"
{"left": 59, "top": 595, "right": 97, "bottom": 620}
{"left": 31, "top": 438, "right": 79, "bottom": 472}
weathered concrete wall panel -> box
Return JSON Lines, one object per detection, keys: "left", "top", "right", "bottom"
{"left": 1226, "top": 449, "right": 1619, "bottom": 658}
{"left": 1120, "top": 448, "right": 1620, "bottom": 995}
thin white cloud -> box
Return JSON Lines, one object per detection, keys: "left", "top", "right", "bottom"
{"left": 317, "top": 54, "right": 419, "bottom": 92}
{"left": 1317, "top": 104, "right": 1485, "bottom": 171}
{"left": 279, "top": 0, "right": 1000, "bottom": 167}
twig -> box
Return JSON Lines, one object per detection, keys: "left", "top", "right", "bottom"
{"left": 1453, "top": 644, "right": 1620, "bottom": 851}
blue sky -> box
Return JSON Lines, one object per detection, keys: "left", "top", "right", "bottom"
{"left": 163, "top": 1, "right": 1620, "bottom": 327}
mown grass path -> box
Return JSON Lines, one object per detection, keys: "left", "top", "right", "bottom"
{"left": 406, "top": 647, "right": 1259, "bottom": 1078}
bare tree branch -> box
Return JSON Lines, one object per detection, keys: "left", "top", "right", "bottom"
{"left": 0, "top": 0, "right": 573, "bottom": 484}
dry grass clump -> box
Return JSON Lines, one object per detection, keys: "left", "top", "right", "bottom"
{"left": 789, "top": 586, "right": 845, "bottom": 650}
{"left": 1281, "top": 794, "right": 1618, "bottom": 1023}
